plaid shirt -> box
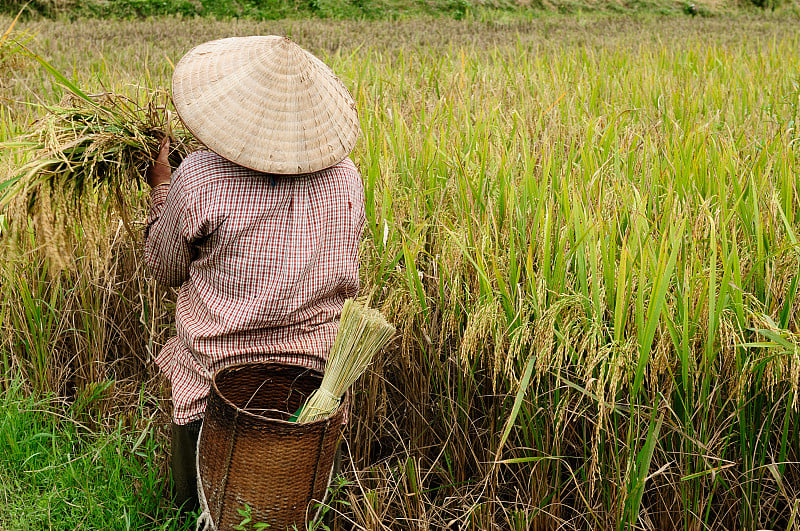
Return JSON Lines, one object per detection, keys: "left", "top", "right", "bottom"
{"left": 145, "top": 151, "right": 364, "bottom": 424}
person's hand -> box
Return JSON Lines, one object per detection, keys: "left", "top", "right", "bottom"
{"left": 146, "top": 137, "right": 172, "bottom": 187}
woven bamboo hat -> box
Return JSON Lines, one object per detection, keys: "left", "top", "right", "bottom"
{"left": 172, "top": 36, "right": 360, "bottom": 175}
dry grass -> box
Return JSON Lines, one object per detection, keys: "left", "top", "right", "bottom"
{"left": 0, "top": 11, "right": 30, "bottom": 89}
{"left": 297, "top": 299, "right": 395, "bottom": 423}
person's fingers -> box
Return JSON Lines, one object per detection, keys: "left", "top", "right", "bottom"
{"left": 156, "top": 137, "right": 171, "bottom": 165}
{"left": 146, "top": 137, "right": 172, "bottom": 187}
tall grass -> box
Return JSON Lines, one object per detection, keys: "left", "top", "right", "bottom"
{"left": 1, "top": 14, "right": 799, "bottom": 530}
{"left": 0, "top": 0, "right": 761, "bottom": 21}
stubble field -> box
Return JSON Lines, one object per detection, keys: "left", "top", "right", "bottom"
{"left": 1, "top": 13, "right": 799, "bottom": 531}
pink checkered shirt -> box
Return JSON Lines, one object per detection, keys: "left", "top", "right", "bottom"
{"left": 144, "top": 150, "right": 365, "bottom": 425}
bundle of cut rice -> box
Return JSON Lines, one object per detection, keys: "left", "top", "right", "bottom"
{"left": 0, "top": 87, "right": 197, "bottom": 215}
{"left": 294, "top": 299, "right": 395, "bottom": 423}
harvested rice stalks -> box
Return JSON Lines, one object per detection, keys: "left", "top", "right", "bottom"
{"left": 295, "top": 299, "right": 395, "bottom": 423}
{"left": 0, "top": 88, "right": 197, "bottom": 214}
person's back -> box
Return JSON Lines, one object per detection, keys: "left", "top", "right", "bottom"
{"left": 145, "top": 150, "right": 365, "bottom": 424}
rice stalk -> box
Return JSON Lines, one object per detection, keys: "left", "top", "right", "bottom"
{"left": 1, "top": 16, "right": 799, "bottom": 529}
{"left": 296, "top": 299, "right": 395, "bottom": 423}
{"left": 0, "top": 7, "right": 31, "bottom": 86}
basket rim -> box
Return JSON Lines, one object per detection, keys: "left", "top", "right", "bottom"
{"left": 209, "top": 361, "right": 347, "bottom": 426}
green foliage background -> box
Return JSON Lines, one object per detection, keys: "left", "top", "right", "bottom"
{"left": 3, "top": 0, "right": 495, "bottom": 20}
{"left": 2, "top": 0, "right": 795, "bottom": 19}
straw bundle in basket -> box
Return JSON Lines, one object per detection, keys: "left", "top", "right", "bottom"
{"left": 295, "top": 299, "right": 395, "bottom": 423}
{"left": 196, "top": 302, "right": 393, "bottom": 530}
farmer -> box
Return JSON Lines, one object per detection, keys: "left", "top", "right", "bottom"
{"left": 144, "top": 36, "right": 364, "bottom": 512}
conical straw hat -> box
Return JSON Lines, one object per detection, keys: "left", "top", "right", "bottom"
{"left": 172, "top": 36, "right": 360, "bottom": 175}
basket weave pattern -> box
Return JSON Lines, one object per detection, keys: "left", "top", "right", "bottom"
{"left": 198, "top": 362, "right": 346, "bottom": 530}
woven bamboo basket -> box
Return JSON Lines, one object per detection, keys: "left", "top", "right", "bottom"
{"left": 196, "top": 362, "right": 347, "bottom": 530}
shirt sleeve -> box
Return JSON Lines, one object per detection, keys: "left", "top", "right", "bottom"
{"left": 144, "top": 163, "right": 193, "bottom": 287}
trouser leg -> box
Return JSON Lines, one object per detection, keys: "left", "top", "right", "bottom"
{"left": 171, "top": 419, "right": 203, "bottom": 513}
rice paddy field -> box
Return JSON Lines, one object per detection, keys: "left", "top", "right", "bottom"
{"left": 1, "top": 11, "right": 800, "bottom": 531}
